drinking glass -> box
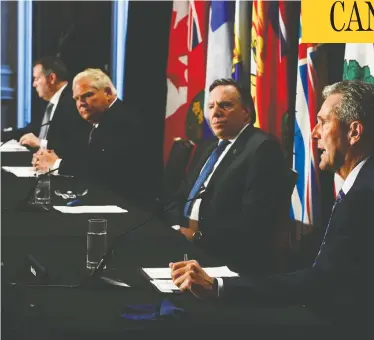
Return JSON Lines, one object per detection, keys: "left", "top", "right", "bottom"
{"left": 86, "top": 219, "right": 107, "bottom": 270}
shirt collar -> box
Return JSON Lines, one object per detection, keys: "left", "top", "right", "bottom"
{"left": 341, "top": 156, "right": 370, "bottom": 194}
{"left": 109, "top": 96, "right": 118, "bottom": 108}
{"left": 93, "top": 96, "right": 118, "bottom": 128}
{"left": 218, "top": 124, "right": 249, "bottom": 145}
{"left": 49, "top": 83, "right": 68, "bottom": 105}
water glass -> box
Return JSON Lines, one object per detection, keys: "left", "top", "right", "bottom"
{"left": 87, "top": 219, "right": 107, "bottom": 270}
{"left": 33, "top": 174, "right": 51, "bottom": 204}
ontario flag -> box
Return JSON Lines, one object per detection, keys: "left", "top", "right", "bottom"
{"left": 291, "top": 16, "right": 327, "bottom": 227}
{"left": 164, "top": 1, "right": 209, "bottom": 164}
{"left": 250, "top": 0, "right": 290, "bottom": 147}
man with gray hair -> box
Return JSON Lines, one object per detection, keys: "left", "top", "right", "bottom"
{"left": 170, "top": 80, "right": 374, "bottom": 332}
{"left": 33, "top": 68, "right": 150, "bottom": 201}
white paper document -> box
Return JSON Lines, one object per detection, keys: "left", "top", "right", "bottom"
{"left": 2, "top": 166, "right": 37, "bottom": 177}
{"left": 53, "top": 205, "right": 128, "bottom": 214}
{"left": 150, "top": 280, "right": 179, "bottom": 293}
{"left": 0, "top": 140, "right": 29, "bottom": 152}
{"left": 142, "top": 266, "right": 239, "bottom": 280}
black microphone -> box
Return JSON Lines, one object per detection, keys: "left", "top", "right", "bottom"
{"left": 81, "top": 186, "right": 207, "bottom": 288}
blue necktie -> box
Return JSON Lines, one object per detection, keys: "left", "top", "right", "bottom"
{"left": 183, "top": 140, "right": 230, "bottom": 218}
{"left": 313, "top": 189, "right": 345, "bottom": 266}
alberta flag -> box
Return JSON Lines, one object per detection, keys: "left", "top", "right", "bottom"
{"left": 333, "top": 44, "right": 374, "bottom": 194}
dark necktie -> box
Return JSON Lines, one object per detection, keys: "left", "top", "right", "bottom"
{"left": 88, "top": 125, "right": 97, "bottom": 145}
{"left": 313, "top": 189, "right": 345, "bottom": 266}
{"left": 183, "top": 140, "right": 231, "bottom": 218}
{"left": 38, "top": 102, "right": 54, "bottom": 140}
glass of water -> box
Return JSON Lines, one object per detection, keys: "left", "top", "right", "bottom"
{"left": 33, "top": 173, "right": 51, "bottom": 204}
{"left": 87, "top": 219, "right": 107, "bottom": 270}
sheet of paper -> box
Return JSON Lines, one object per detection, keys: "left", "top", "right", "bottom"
{"left": 0, "top": 140, "right": 29, "bottom": 152}
{"left": 150, "top": 280, "right": 179, "bottom": 293}
{"left": 142, "top": 266, "right": 239, "bottom": 280}
{"left": 53, "top": 205, "right": 128, "bottom": 214}
{"left": 2, "top": 166, "right": 37, "bottom": 177}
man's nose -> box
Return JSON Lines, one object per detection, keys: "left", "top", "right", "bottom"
{"left": 311, "top": 124, "right": 319, "bottom": 139}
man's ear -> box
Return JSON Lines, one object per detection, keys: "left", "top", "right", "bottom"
{"left": 243, "top": 106, "right": 251, "bottom": 123}
{"left": 104, "top": 86, "right": 113, "bottom": 96}
{"left": 49, "top": 73, "right": 57, "bottom": 85}
{"left": 348, "top": 120, "right": 364, "bottom": 146}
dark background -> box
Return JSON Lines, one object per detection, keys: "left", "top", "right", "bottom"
{"left": 4, "top": 1, "right": 346, "bottom": 235}
{"left": 31, "top": 1, "right": 173, "bottom": 194}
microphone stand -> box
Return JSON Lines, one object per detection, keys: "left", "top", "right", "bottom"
{"left": 80, "top": 187, "right": 207, "bottom": 288}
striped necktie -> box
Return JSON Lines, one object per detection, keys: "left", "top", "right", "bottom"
{"left": 38, "top": 102, "right": 54, "bottom": 140}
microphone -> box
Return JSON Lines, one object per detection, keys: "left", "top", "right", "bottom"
{"left": 81, "top": 186, "right": 207, "bottom": 288}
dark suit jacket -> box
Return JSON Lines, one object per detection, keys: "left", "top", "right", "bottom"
{"left": 2, "top": 86, "right": 91, "bottom": 159}
{"left": 163, "top": 125, "right": 289, "bottom": 274}
{"left": 222, "top": 155, "right": 374, "bottom": 325}
{"left": 59, "top": 99, "right": 152, "bottom": 202}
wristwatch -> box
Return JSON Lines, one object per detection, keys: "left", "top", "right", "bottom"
{"left": 192, "top": 230, "right": 203, "bottom": 244}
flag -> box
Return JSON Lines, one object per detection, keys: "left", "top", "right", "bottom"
{"left": 164, "top": 1, "right": 209, "bottom": 164}
{"left": 334, "top": 43, "right": 374, "bottom": 194}
{"left": 291, "top": 17, "right": 327, "bottom": 226}
{"left": 203, "top": 0, "right": 234, "bottom": 138}
{"left": 232, "top": 0, "right": 250, "bottom": 87}
{"left": 185, "top": 1, "right": 209, "bottom": 143}
{"left": 343, "top": 43, "right": 374, "bottom": 84}
{"left": 250, "top": 0, "right": 290, "bottom": 146}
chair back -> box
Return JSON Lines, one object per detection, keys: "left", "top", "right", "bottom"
{"left": 161, "top": 138, "right": 195, "bottom": 202}
{"left": 273, "top": 168, "right": 298, "bottom": 271}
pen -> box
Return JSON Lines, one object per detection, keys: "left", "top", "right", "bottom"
{"left": 67, "top": 199, "right": 81, "bottom": 207}
{"left": 184, "top": 254, "right": 188, "bottom": 261}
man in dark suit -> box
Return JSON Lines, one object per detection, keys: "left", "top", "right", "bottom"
{"left": 2, "top": 56, "right": 90, "bottom": 158}
{"left": 170, "top": 80, "right": 374, "bottom": 331}
{"left": 33, "top": 68, "right": 151, "bottom": 202}
{"left": 163, "top": 78, "right": 289, "bottom": 274}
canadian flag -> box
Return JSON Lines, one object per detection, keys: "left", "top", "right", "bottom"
{"left": 163, "top": 1, "right": 209, "bottom": 164}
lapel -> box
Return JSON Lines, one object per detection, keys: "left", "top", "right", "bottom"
{"left": 207, "top": 124, "right": 254, "bottom": 189}
{"left": 91, "top": 99, "right": 121, "bottom": 142}
{"left": 49, "top": 86, "right": 69, "bottom": 124}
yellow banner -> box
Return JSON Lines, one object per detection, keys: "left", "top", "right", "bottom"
{"left": 302, "top": 0, "right": 374, "bottom": 42}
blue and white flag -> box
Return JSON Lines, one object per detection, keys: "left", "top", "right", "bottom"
{"left": 203, "top": 1, "right": 234, "bottom": 138}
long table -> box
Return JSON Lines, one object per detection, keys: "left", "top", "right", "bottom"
{"left": 1, "top": 151, "right": 335, "bottom": 340}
